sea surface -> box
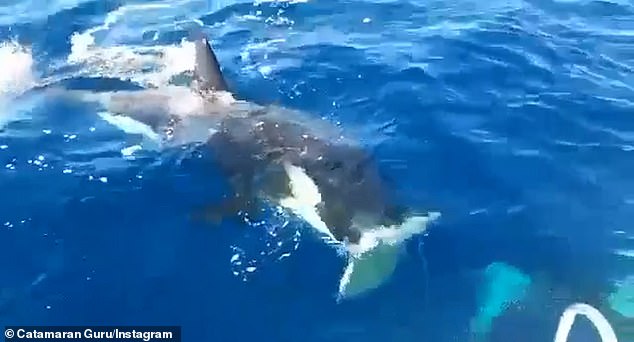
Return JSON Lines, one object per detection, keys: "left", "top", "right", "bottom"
{"left": 0, "top": 0, "right": 632, "bottom": 341}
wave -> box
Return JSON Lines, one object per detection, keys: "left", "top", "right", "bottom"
{"left": 0, "top": 0, "right": 95, "bottom": 26}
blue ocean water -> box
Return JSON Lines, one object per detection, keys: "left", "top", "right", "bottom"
{"left": 0, "top": 0, "right": 632, "bottom": 341}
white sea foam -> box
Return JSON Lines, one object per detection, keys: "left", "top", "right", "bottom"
{"left": 65, "top": 2, "right": 202, "bottom": 88}
{"left": 68, "top": 33, "right": 197, "bottom": 88}
{"left": 57, "top": 0, "right": 319, "bottom": 92}
{"left": 63, "top": 0, "right": 308, "bottom": 87}
{"left": 0, "top": 39, "right": 39, "bottom": 128}
{"left": 0, "top": 40, "right": 36, "bottom": 99}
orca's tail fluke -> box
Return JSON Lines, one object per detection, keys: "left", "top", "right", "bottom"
{"left": 193, "top": 34, "right": 229, "bottom": 92}
{"left": 336, "top": 213, "right": 440, "bottom": 300}
{"left": 337, "top": 243, "right": 402, "bottom": 300}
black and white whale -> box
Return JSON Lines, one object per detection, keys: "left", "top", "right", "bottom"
{"left": 63, "top": 35, "right": 440, "bottom": 300}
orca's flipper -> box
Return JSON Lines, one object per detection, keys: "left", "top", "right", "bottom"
{"left": 194, "top": 35, "right": 229, "bottom": 92}
{"left": 190, "top": 172, "right": 261, "bottom": 225}
{"left": 190, "top": 195, "right": 259, "bottom": 225}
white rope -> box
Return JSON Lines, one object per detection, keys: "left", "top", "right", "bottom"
{"left": 554, "top": 303, "right": 618, "bottom": 342}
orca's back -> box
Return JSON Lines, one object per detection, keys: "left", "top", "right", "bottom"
{"left": 206, "top": 114, "right": 392, "bottom": 232}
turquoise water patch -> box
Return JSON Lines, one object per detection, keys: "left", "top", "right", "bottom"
{"left": 471, "top": 262, "right": 532, "bottom": 336}
{"left": 608, "top": 277, "right": 634, "bottom": 319}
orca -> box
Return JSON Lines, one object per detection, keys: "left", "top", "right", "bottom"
{"left": 66, "top": 35, "right": 441, "bottom": 300}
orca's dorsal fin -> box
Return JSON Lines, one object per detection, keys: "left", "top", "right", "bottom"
{"left": 193, "top": 35, "right": 229, "bottom": 92}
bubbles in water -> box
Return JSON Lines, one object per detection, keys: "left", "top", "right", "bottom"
{"left": 229, "top": 246, "right": 259, "bottom": 281}
{"left": 226, "top": 207, "right": 303, "bottom": 282}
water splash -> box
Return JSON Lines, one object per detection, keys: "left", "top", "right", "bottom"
{"left": 64, "top": 2, "right": 204, "bottom": 88}
{"left": 0, "top": 40, "right": 36, "bottom": 99}
{"left": 0, "top": 39, "right": 39, "bottom": 129}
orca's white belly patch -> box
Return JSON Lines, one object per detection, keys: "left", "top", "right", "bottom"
{"left": 278, "top": 162, "right": 338, "bottom": 243}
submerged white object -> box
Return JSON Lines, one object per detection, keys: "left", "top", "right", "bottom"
{"left": 97, "top": 111, "right": 161, "bottom": 142}
{"left": 554, "top": 303, "right": 618, "bottom": 342}
{"left": 278, "top": 162, "right": 439, "bottom": 299}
